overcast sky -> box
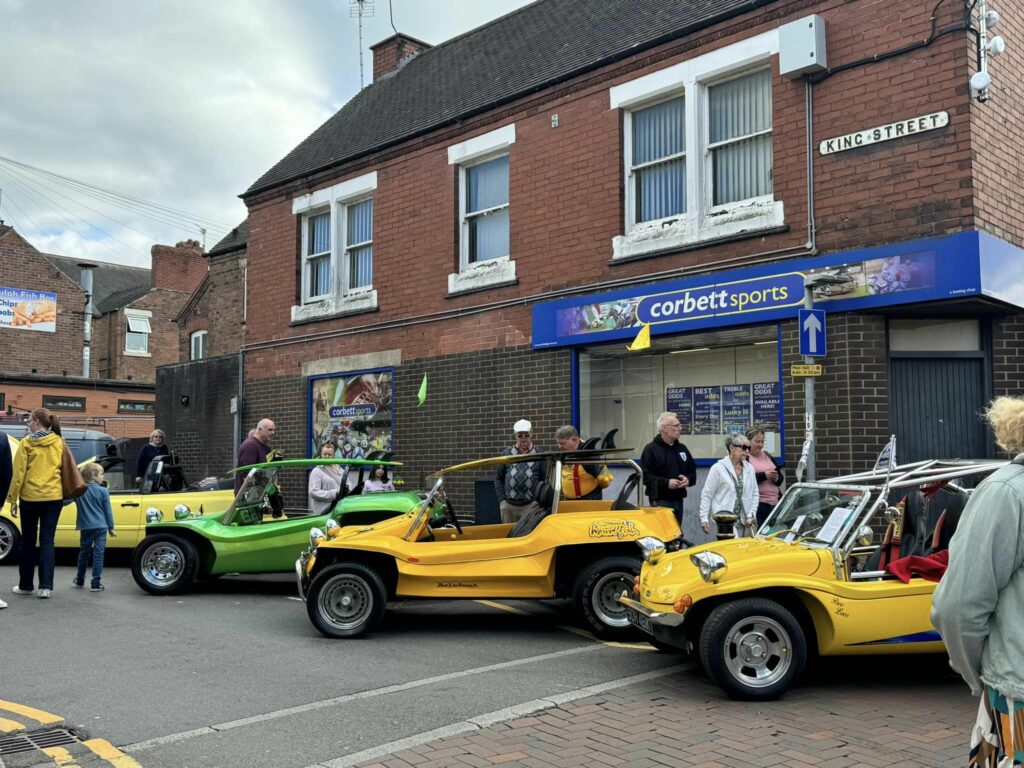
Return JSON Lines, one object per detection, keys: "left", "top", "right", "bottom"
{"left": 0, "top": 0, "right": 533, "bottom": 268}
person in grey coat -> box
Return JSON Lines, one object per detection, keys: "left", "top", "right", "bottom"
{"left": 932, "top": 396, "right": 1024, "bottom": 763}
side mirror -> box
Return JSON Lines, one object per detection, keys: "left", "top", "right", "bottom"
{"left": 884, "top": 506, "right": 902, "bottom": 524}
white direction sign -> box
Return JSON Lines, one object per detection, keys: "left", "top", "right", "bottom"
{"left": 799, "top": 309, "right": 826, "bottom": 357}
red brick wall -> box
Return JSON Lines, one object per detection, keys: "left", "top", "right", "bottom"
{"left": 151, "top": 240, "right": 207, "bottom": 294}
{"left": 92, "top": 289, "right": 191, "bottom": 382}
{"left": 372, "top": 35, "right": 431, "bottom": 81}
{"left": 176, "top": 249, "right": 247, "bottom": 360}
{"left": 0, "top": 381, "right": 154, "bottom": 438}
{"left": 0, "top": 227, "right": 88, "bottom": 377}
{"left": 242, "top": 0, "right": 992, "bottom": 387}
{"left": 971, "top": 7, "right": 1024, "bottom": 246}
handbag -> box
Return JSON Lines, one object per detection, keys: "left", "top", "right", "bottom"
{"left": 60, "top": 442, "right": 87, "bottom": 500}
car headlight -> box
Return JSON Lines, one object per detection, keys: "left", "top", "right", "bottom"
{"left": 856, "top": 525, "right": 874, "bottom": 548}
{"left": 636, "top": 536, "right": 666, "bottom": 564}
{"left": 325, "top": 519, "right": 340, "bottom": 538}
{"left": 146, "top": 507, "right": 163, "bottom": 523}
{"left": 174, "top": 504, "right": 191, "bottom": 520}
{"left": 690, "top": 551, "right": 728, "bottom": 583}
{"left": 309, "top": 527, "right": 326, "bottom": 549}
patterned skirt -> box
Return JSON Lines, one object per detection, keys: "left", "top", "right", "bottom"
{"left": 970, "top": 686, "right": 1024, "bottom": 766}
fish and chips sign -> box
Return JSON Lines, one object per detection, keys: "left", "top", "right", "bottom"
{"left": 0, "top": 287, "right": 57, "bottom": 333}
{"left": 819, "top": 112, "right": 948, "bottom": 155}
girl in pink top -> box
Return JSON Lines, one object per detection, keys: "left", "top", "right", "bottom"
{"left": 745, "top": 428, "right": 784, "bottom": 528}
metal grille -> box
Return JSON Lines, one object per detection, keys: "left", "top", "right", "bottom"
{"left": 0, "top": 728, "right": 80, "bottom": 755}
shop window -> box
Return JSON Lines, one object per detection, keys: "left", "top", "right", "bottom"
{"left": 125, "top": 311, "right": 151, "bottom": 355}
{"left": 610, "top": 30, "right": 782, "bottom": 260}
{"left": 291, "top": 172, "right": 378, "bottom": 323}
{"left": 579, "top": 338, "right": 781, "bottom": 463}
{"left": 190, "top": 330, "right": 208, "bottom": 361}
{"left": 447, "top": 123, "right": 517, "bottom": 295}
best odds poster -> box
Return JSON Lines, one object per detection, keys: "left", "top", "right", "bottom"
{"left": 310, "top": 370, "right": 393, "bottom": 459}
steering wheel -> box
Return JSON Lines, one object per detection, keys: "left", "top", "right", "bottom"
{"left": 443, "top": 499, "right": 463, "bottom": 535}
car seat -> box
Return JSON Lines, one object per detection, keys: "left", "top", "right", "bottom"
{"left": 865, "top": 490, "right": 928, "bottom": 570}
{"left": 926, "top": 490, "right": 968, "bottom": 554}
{"left": 160, "top": 466, "right": 186, "bottom": 493}
{"left": 508, "top": 482, "right": 554, "bottom": 538}
{"left": 610, "top": 472, "right": 640, "bottom": 511}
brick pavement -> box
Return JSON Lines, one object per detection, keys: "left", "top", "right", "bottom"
{"left": 355, "top": 660, "right": 974, "bottom": 768}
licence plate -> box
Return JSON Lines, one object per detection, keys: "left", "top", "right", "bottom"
{"left": 627, "top": 607, "right": 652, "bottom": 634}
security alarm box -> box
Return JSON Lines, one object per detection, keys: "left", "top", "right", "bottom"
{"left": 779, "top": 15, "right": 827, "bottom": 78}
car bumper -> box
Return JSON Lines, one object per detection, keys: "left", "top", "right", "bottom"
{"left": 619, "top": 592, "right": 692, "bottom": 650}
{"left": 295, "top": 556, "right": 309, "bottom": 601}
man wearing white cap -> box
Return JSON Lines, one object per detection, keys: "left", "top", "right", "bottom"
{"left": 494, "top": 419, "right": 544, "bottom": 523}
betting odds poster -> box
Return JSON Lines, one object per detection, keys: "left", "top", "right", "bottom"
{"left": 310, "top": 370, "right": 393, "bottom": 459}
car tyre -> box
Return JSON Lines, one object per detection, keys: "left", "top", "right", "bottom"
{"left": 572, "top": 555, "right": 642, "bottom": 640}
{"left": 698, "top": 597, "right": 806, "bottom": 701}
{"left": 132, "top": 535, "right": 199, "bottom": 595}
{"left": 0, "top": 517, "right": 22, "bottom": 566}
{"left": 307, "top": 562, "right": 387, "bottom": 639}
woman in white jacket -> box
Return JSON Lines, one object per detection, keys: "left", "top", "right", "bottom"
{"left": 308, "top": 443, "right": 344, "bottom": 515}
{"left": 700, "top": 433, "right": 759, "bottom": 538}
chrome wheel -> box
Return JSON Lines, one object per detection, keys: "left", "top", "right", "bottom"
{"left": 139, "top": 541, "right": 187, "bottom": 587}
{"left": 590, "top": 570, "right": 634, "bottom": 628}
{"left": 318, "top": 573, "right": 374, "bottom": 632}
{"left": 722, "top": 615, "right": 792, "bottom": 689}
{"left": 0, "top": 519, "right": 19, "bottom": 564}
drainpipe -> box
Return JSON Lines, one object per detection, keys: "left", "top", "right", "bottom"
{"left": 233, "top": 349, "right": 244, "bottom": 457}
{"left": 78, "top": 264, "right": 96, "bottom": 378}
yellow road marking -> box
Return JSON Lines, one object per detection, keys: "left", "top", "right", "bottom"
{"left": 42, "top": 746, "right": 81, "bottom": 766}
{"left": 0, "top": 716, "right": 26, "bottom": 733}
{"left": 83, "top": 738, "right": 144, "bottom": 768}
{"left": 474, "top": 600, "right": 653, "bottom": 649}
{"left": 0, "top": 700, "right": 62, "bottom": 724}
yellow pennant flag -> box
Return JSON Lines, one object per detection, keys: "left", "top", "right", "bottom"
{"left": 627, "top": 323, "right": 651, "bottom": 351}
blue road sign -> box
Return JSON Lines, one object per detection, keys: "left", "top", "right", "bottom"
{"left": 799, "top": 309, "right": 826, "bottom": 357}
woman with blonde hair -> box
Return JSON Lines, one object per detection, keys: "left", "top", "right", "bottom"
{"left": 699, "top": 432, "right": 759, "bottom": 538}
{"left": 933, "top": 396, "right": 1024, "bottom": 764}
{"left": 5, "top": 408, "right": 65, "bottom": 599}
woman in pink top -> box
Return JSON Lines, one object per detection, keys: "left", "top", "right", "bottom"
{"left": 745, "top": 428, "right": 784, "bottom": 528}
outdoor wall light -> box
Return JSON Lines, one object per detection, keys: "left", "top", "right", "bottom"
{"left": 181, "top": 395, "right": 190, "bottom": 407}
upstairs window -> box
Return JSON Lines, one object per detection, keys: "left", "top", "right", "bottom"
{"left": 463, "top": 154, "right": 509, "bottom": 264}
{"left": 125, "top": 312, "right": 151, "bottom": 354}
{"left": 190, "top": 330, "right": 208, "bottom": 361}
{"left": 291, "top": 172, "right": 378, "bottom": 323}
{"left": 304, "top": 211, "right": 332, "bottom": 301}
{"left": 610, "top": 30, "right": 782, "bottom": 261}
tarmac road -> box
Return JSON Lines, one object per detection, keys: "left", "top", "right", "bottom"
{"left": 0, "top": 560, "right": 683, "bottom": 768}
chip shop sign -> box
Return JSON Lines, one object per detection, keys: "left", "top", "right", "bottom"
{"left": 819, "top": 111, "right": 948, "bottom": 155}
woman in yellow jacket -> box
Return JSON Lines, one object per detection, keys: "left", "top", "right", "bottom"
{"left": 6, "top": 408, "right": 65, "bottom": 599}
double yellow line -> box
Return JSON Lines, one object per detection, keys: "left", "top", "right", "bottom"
{"left": 0, "top": 700, "right": 142, "bottom": 767}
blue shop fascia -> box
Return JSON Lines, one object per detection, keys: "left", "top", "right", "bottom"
{"left": 532, "top": 230, "right": 1024, "bottom": 467}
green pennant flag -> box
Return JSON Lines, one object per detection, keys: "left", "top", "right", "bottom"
{"left": 417, "top": 374, "right": 428, "bottom": 406}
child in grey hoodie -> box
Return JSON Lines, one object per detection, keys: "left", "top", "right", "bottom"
{"left": 73, "top": 463, "right": 116, "bottom": 592}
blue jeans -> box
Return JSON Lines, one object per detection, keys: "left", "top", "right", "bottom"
{"left": 18, "top": 499, "right": 63, "bottom": 591}
{"left": 76, "top": 528, "right": 108, "bottom": 588}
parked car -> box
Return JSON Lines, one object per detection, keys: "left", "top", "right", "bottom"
{"left": 0, "top": 438, "right": 235, "bottom": 565}
{"left": 0, "top": 424, "right": 116, "bottom": 464}
{"left": 131, "top": 458, "right": 422, "bottom": 595}
{"left": 296, "top": 449, "right": 682, "bottom": 640}
{"left": 619, "top": 459, "right": 1006, "bottom": 700}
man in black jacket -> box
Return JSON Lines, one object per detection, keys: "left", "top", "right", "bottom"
{"left": 640, "top": 412, "right": 697, "bottom": 534}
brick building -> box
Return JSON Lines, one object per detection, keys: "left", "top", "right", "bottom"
{"left": 0, "top": 224, "right": 207, "bottom": 438}
{"left": 216, "top": 0, "right": 1023, "bottom": 507}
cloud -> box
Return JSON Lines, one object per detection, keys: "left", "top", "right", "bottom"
{"left": 0, "top": 0, "right": 531, "bottom": 267}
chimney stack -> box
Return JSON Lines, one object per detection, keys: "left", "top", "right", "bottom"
{"left": 151, "top": 239, "right": 207, "bottom": 294}
{"left": 370, "top": 33, "right": 431, "bottom": 81}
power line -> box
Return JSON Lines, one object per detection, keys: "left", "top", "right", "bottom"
{"left": 0, "top": 155, "right": 234, "bottom": 231}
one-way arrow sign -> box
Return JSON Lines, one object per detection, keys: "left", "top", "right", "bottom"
{"left": 799, "top": 308, "right": 826, "bottom": 357}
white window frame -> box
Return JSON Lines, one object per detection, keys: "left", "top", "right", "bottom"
{"left": 301, "top": 209, "right": 333, "bottom": 303}
{"left": 124, "top": 309, "right": 152, "bottom": 357}
{"left": 291, "top": 172, "right": 378, "bottom": 323}
{"left": 610, "top": 30, "right": 783, "bottom": 261}
{"left": 190, "top": 330, "right": 208, "bottom": 361}
{"left": 447, "top": 124, "right": 517, "bottom": 295}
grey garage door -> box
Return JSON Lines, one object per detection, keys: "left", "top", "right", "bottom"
{"left": 890, "top": 356, "right": 989, "bottom": 463}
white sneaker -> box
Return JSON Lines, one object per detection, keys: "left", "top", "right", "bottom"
{"left": 0, "top": 598, "right": 7, "bottom": 609}
{"left": 37, "top": 589, "right": 51, "bottom": 599}
{"left": 11, "top": 586, "right": 34, "bottom": 596}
